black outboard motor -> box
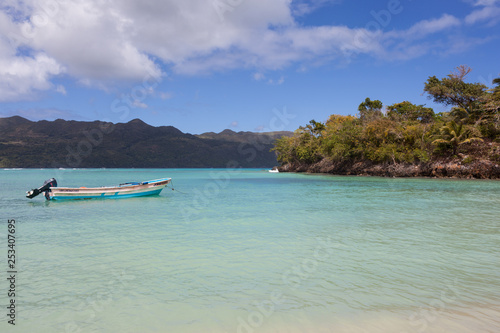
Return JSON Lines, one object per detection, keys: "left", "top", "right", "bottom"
{"left": 26, "top": 178, "right": 57, "bottom": 199}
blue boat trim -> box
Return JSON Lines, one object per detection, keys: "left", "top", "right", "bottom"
{"left": 51, "top": 188, "right": 164, "bottom": 200}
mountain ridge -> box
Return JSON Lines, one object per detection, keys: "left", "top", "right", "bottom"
{"left": 0, "top": 116, "right": 292, "bottom": 168}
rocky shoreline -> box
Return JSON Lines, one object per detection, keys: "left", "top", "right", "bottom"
{"left": 278, "top": 158, "right": 500, "bottom": 179}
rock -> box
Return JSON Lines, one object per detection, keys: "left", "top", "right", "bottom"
{"left": 278, "top": 158, "right": 500, "bottom": 179}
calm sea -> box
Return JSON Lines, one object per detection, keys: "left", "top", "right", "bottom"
{"left": 0, "top": 168, "right": 499, "bottom": 332}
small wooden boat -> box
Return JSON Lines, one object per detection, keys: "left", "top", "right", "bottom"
{"left": 26, "top": 177, "right": 171, "bottom": 200}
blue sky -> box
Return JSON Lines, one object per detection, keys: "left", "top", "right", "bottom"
{"left": 0, "top": 0, "right": 499, "bottom": 134}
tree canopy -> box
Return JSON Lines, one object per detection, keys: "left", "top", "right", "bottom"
{"left": 423, "top": 65, "right": 488, "bottom": 121}
{"left": 273, "top": 66, "right": 500, "bottom": 168}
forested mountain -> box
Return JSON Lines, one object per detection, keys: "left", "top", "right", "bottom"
{"left": 0, "top": 116, "right": 290, "bottom": 168}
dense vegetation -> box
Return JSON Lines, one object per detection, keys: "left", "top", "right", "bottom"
{"left": 273, "top": 66, "right": 500, "bottom": 178}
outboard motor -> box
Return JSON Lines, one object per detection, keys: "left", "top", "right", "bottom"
{"left": 26, "top": 178, "right": 57, "bottom": 199}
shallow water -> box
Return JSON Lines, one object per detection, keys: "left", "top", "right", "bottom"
{"left": 1, "top": 168, "right": 499, "bottom": 332}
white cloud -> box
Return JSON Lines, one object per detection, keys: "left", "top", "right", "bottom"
{"left": 0, "top": 10, "right": 65, "bottom": 101}
{"left": 253, "top": 72, "right": 265, "bottom": 81}
{"left": 0, "top": 50, "right": 65, "bottom": 101}
{"left": 0, "top": 0, "right": 496, "bottom": 101}
{"left": 159, "top": 92, "right": 173, "bottom": 100}
{"left": 132, "top": 100, "right": 148, "bottom": 109}
{"left": 462, "top": 0, "right": 500, "bottom": 25}
{"left": 465, "top": 5, "right": 500, "bottom": 24}
{"left": 253, "top": 72, "right": 285, "bottom": 85}
{"left": 388, "top": 14, "right": 461, "bottom": 40}
{"left": 379, "top": 14, "right": 462, "bottom": 61}
{"left": 292, "top": 0, "right": 342, "bottom": 16}
{"left": 468, "top": 0, "right": 500, "bottom": 6}
{"left": 267, "top": 76, "right": 285, "bottom": 85}
{"left": 27, "top": 1, "right": 162, "bottom": 84}
{"left": 55, "top": 84, "right": 66, "bottom": 95}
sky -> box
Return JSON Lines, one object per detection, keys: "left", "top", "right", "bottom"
{"left": 0, "top": 0, "right": 499, "bottom": 134}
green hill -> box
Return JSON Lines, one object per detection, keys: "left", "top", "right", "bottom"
{"left": 0, "top": 116, "right": 291, "bottom": 168}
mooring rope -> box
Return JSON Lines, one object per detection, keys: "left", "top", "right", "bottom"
{"left": 168, "top": 179, "right": 187, "bottom": 194}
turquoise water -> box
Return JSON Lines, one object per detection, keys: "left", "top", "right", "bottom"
{"left": 1, "top": 168, "right": 499, "bottom": 332}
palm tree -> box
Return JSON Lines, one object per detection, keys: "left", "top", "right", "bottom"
{"left": 432, "top": 121, "right": 483, "bottom": 155}
{"left": 492, "top": 77, "right": 500, "bottom": 99}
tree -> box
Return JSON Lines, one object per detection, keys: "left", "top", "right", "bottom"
{"left": 491, "top": 77, "right": 500, "bottom": 114}
{"left": 386, "top": 101, "right": 435, "bottom": 123}
{"left": 432, "top": 120, "right": 483, "bottom": 155}
{"left": 358, "top": 98, "right": 383, "bottom": 122}
{"left": 493, "top": 77, "right": 500, "bottom": 95}
{"left": 325, "top": 114, "right": 357, "bottom": 127}
{"left": 273, "top": 120, "right": 326, "bottom": 165}
{"left": 272, "top": 136, "right": 296, "bottom": 164}
{"left": 322, "top": 115, "right": 363, "bottom": 161}
{"left": 304, "top": 119, "right": 326, "bottom": 138}
{"left": 486, "top": 77, "right": 500, "bottom": 108}
{"left": 480, "top": 77, "right": 500, "bottom": 139}
{"left": 423, "top": 65, "right": 488, "bottom": 122}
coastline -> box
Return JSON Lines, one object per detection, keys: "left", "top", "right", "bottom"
{"left": 278, "top": 158, "right": 500, "bottom": 179}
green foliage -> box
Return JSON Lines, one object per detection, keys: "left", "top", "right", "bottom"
{"left": 276, "top": 110, "right": 434, "bottom": 166}
{"left": 462, "top": 156, "right": 474, "bottom": 164}
{"left": 479, "top": 77, "right": 500, "bottom": 138}
{"left": 432, "top": 120, "right": 483, "bottom": 155}
{"left": 274, "top": 66, "right": 498, "bottom": 168}
{"left": 358, "top": 98, "right": 383, "bottom": 122}
{"left": 322, "top": 115, "right": 363, "bottom": 161}
{"left": 490, "top": 145, "right": 500, "bottom": 162}
{"left": 386, "top": 101, "right": 435, "bottom": 123}
{"left": 423, "top": 65, "right": 488, "bottom": 122}
{"left": 361, "top": 118, "right": 431, "bottom": 163}
{"left": 273, "top": 136, "right": 296, "bottom": 164}
{"left": 492, "top": 77, "right": 500, "bottom": 100}
{"left": 273, "top": 121, "right": 324, "bottom": 164}
{"left": 305, "top": 119, "right": 326, "bottom": 137}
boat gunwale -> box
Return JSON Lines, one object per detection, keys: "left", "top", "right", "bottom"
{"left": 50, "top": 178, "right": 171, "bottom": 192}
{"left": 47, "top": 178, "right": 171, "bottom": 199}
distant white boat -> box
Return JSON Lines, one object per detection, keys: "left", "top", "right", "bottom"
{"left": 269, "top": 168, "right": 279, "bottom": 173}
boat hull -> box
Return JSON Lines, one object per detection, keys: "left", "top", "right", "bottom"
{"left": 48, "top": 178, "right": 171, "bottom": 200}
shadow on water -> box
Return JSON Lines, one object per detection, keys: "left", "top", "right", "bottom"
{"left": 26, "top": 200, "right": 51, "bottom": 208}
